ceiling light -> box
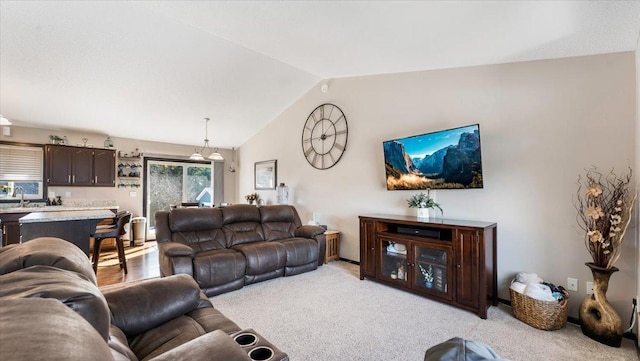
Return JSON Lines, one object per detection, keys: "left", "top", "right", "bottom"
{"left": 189, "top": 118, "right": 225, "bottom": 161}
{"left": 0, "top": 115, "right": 12, "bottom": 125}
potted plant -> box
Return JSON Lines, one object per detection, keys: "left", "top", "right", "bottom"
{"left": 575, "top": 167, "right": 636, "bottom": 347}
{"left": 419, "top": 264, "right": 434, "bottom": 288}
{"left": 245, "top": 193, "right": 259, "bottom": 205}
{"left": 407, "top": 189, "right": 442, "bottom": 219}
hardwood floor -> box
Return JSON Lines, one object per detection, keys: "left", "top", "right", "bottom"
{"left": 95, "top": 241, "right": 160, "bottom": 287}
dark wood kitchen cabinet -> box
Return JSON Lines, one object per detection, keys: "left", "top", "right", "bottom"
{"left": 45, "top": 145, "right": 115, "bottom": 187}
{"left": 93, "top": 149, "right": 116, "bottom": 186}
{"left": 0, "top": 211, "right": 29, "bottom": 247}
{"left": 359, "top": 214, "right": 497, "bottom": 319}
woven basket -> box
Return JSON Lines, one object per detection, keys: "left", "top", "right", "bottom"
{"left": 509, "top": 288, "right": 568, "bottom": 331}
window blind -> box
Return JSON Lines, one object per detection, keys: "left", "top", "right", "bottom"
{"left": 0, "top": 144, "right": 44, "bottom": 181}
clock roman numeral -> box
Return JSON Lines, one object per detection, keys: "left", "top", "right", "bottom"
{"left": 334, "top": 142, "right": 345, "bottom": 151}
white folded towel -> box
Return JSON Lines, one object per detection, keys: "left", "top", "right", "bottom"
{"left": 510, "top": 281, "right": 527, "bottom": 294}
{"left": 524, "top": 283, "right": 556, "bottom": 302}
{"left": 516, "top": 272, "right": 543, "bottom": 285}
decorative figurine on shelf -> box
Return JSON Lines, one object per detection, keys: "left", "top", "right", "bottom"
{"left": 397, "top": 264, "right": 405, "bottom": 281}
{"left": 390, "top": 271, "right": 398, "bottom": 280}
{"left": 55, "top": 196, "right": 62, "bottom": 206}
{"left": 419, "top": 264, "right": 434, "bottom": 288}
{"left": 104, "top": 136, "right": 114, "bottom": 149}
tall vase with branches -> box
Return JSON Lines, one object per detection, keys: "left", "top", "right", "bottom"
{"left": 575, "top": 167, "right": 636, "bottom": 347}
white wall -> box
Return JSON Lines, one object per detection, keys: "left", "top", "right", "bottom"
{"left": 238, "top": 53, "right": 637, "bottom": 323}
{"left": 625, "top": 43, "right": 640, "bottom": 335}
{"left": 0, "top": 126, "right": 237, "bottom": 217}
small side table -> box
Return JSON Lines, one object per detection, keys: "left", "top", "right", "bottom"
{"left": 324, "top": 230, "right": 340, "bottom": 264}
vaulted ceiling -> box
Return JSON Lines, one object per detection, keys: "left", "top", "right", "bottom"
{"left": 1, "top": 1, "right": 639, "bottom": 148}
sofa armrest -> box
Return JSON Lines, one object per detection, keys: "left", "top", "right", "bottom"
{"left": 103, "top": 274, "right": 203, "bottom": 337}
{"left": 295, "top": 225, "right": 325, "bottom": 239}
{"left": 158, "top": 242, "right": 195, "bottom": 277}
{"left": 295, "top": 225, "right": 326, "bottom": 265}
{"left": 160, "top": 242, "right": 196, "bottom": 258}
{"left": 149, "top": 330, "right": 252, "bottom": 361}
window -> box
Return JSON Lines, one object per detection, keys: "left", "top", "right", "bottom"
{"left": 144, "top": 159, "right": 214, "bottom": 229}
{"left": 0, "top": 142, "right": 45, "bottom": 202}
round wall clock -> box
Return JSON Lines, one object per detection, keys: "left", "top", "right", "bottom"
{"left": 301, "top": 103, "right": 348, "bottom": 170}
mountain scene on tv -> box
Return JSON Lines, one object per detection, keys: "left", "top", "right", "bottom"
{"left": 383, "top": 125, "right": 483, "bottom": 190}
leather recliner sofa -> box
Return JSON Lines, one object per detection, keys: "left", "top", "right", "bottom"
{"left": 0, "top": 237, "right": 288, "bottom": 361}
{"left": 155, "top": 204, "right": 326, "bottom": 296}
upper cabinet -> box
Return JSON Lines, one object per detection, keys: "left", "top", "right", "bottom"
{"left": 45, "top": 145, "right": 115, "bottom": 187}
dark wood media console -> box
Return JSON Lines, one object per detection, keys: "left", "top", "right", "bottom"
{"left": 359, "top": 214, "right": 497, "bottom": 319}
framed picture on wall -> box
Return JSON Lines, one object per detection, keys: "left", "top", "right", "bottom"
{"left": 255, "top": 160, "right": 277, "bottom": 190}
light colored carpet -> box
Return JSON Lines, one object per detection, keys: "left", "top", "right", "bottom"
{"left": 211, "top": 261, "right": 637, "bottom": 361}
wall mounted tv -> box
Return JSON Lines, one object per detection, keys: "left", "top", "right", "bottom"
{"left": 383, "top": 124, "right": 483, "bottom": 190}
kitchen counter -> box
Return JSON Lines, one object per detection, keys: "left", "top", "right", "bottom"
{"left": 0, "top": 205, "right": 118, "bottom": 214}
{"left": 19, "top": 209, "right": 115, "bottom": 223}
{"left": 19, "top": 209, "right": 116, "bottom": 254}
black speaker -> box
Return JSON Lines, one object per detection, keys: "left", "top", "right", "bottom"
{"left": 397, "top": 226, "right": 441, "bottom": 239}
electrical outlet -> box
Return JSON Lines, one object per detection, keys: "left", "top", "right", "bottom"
{"left": 586, "top": 281, "right": 593, "bottom": 294}
{"left": 567, "top": 277, "right": 578, "bottom": 292}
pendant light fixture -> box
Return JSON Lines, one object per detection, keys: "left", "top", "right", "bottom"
{"left": 189, "top": 118, "right": 224, "bottom": 161}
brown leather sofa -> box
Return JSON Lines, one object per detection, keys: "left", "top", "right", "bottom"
{"left": 155, "top": 204, "right": 326, "bottom": 296}
{"left": 0, "top": 237, "right": 288, "bottom": 361}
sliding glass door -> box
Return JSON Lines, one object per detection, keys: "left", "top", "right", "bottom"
{"left": 145, "top": 159, "right": 212, "bottom": 230}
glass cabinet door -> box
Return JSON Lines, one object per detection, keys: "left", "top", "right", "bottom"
{"left": 378, "top": 238, "right": 409, "bottom": 285}
{"left": 414, "top": 243, "right": 453, "bottom": 301}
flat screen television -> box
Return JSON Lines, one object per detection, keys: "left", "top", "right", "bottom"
{"left": 383, "top": 124, "right": 483, "bottom": 190}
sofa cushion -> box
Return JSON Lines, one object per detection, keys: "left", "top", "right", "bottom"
{"left": 149, "top": 330, "right": 252, "bottom": 361}
{"left": 103, "top": 274, "right": 202, "bottom": 338}
{"left": 0, "top": 236, "right": 97, "bottom": 284}
{"left": 279, "top": 238, "right": 319, "bottom": 267}
{"left": 232, "top": 241, "right": 286, "bottom": 282}
{"left": 169, "top": 208, "right": 227, "bottom": 252}
{"left": 260, "top": 205, "right": 302, "bottom": 241}
{"left": 187, "top": 307, "right": 241, "bottom": 334}
{"left": 129, "top": 315, "right": 206, "bottom": 361}
{"left": 193, "top": 249, "right": 246, "bottom": 289}
{"left": 221, "top": 204, "right": 261, "bottom": 224}
{"left": 108, "top": 325, "right": 139, "bottom": 361}
{"left": 222, "top": 205, "right": 264, "bottom": 247}
{"left": 0, "top": 265, "right": 110, "bottom": 341}
{"left": 0, "top": 298, "right": 115, "bottom": 361}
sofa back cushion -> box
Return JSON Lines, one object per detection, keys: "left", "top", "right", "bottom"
{"left": 0, "top": 265, "right": 111, "bottom": 341}
{"left": 221, "top": 205, "right": 264, "bottom": 247}
{"left": 168, "top": 208, "right": 227, "bottom": 252}
{"left": 260, "top": 205, "right": 302, "bottom": 241}
{"left": 0, "top": 237, "right": 97, "bottom": 284}
{"left": 0, "top": 298, "right": 116, "bottom": 361}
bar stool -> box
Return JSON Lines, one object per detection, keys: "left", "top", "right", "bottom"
{"left": 91, "top": 211, "right": 131, "bottom": 274}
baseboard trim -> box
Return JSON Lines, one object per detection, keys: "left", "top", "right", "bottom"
{"left": 338, "top": 257, "right": 359, "bottom": 265}
{"left": 497, "top": 297, "right": 637, "bottom": 342}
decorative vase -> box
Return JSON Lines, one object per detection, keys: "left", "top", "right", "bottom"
{"left": 417, "top": 208, "right": 429, "bottom": 219}
{"left": 425, "top": 281, "right": 433, "bottom": 289}
{"left": 579, "top": 262, "right": 623, "bottom": 347}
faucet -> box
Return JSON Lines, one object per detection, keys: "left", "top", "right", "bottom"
{"left": 11, "top": 186, "right": 29, "bottom": 207}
